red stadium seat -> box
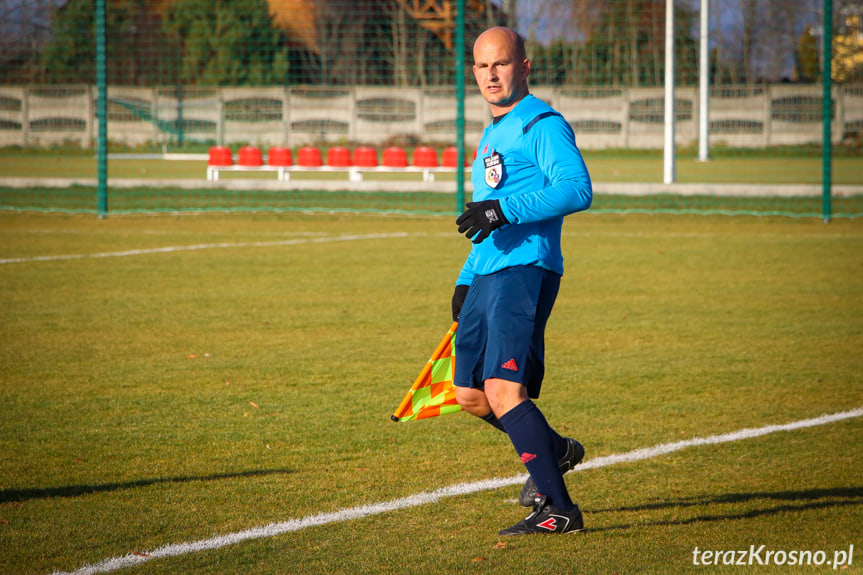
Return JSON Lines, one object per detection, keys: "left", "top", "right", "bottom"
{"left": 353, "top": 146, "right": 378, "bottom": 167}
{"left": 382, "top": 146, "right": 408, "bottom": 168}
{"left": 267, "top": 147, "right": 292, "bottom": 167}
{"left": 327, "top": 146, "right": 352, "bottom": 167}
{"left": 442, "top": 146, "right": 462, "bottom": 168}
{"left": 208, "top": 146, "right": 232, "bottom": 166}
{"left": 413, "top": 146, "right": 438, "bottom": 168}
{"left": 238, "top": 146, "right": 263, "bottom": 167}
{"left": 297, "top": 146, "right": 323, "bottom": 167}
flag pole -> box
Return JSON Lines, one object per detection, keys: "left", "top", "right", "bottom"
{"left": 391, "top": 322, "right": 458, "bottom": 422}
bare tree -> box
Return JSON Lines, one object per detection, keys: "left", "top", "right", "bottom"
{"left": 567, "top": 0, "right": 606, "bottom": 85}
{"left": 315, "top": 0, "right": 377, "bottom": 85}
{"left": 503, "top": 0, "right": 518, "bottom": 29}
{"left": 383, "top": 1, "right": 410, "bottom": 87}
{"left": 739, "top": 0, "right": 756, "bottom": 82}
{"left": 1, "top": 0, "right": 56, "bottom": 83}
{"left": 627, "top": 0, "right": 639, "bottom": 87}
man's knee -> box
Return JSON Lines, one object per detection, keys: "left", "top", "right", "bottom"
{"left": 455, "top": 386, "right": 491, "bottom": 416}
{"left": 484, "top": 378, "right": 528, "bottom": 417}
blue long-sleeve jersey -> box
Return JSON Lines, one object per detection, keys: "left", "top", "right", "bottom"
{"left": 456, "top": 95, "right": 592, "bottom": 287}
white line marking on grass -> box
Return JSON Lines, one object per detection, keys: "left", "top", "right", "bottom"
{"left": 0, "top": 233, "right": 409, "bottom": 265}
{"left": 52, "top": 406, "right": 863, "bottom": 575}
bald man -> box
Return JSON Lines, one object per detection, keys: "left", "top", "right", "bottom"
{"left": 452, "top": 27, "right": 593, "bottom": 536}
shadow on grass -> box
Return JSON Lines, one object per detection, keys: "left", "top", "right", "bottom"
{"left": 583, "top": 486, "right": 863, "bottom": 532}
{"left": 0, "top": 468, "right": 294, "bottom": 503}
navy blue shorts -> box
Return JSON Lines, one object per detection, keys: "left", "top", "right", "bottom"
{"left": 454, "top": 265, "right": 560, "bottom": 399}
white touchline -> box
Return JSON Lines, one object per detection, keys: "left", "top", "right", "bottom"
{"left": 0, "top": 233, "right": 410, "bottom": 265}
{"left": 51, "top": 406, "right": 863, "bottom": 575}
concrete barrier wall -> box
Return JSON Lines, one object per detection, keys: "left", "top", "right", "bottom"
{"left": 0, "top": 84, "right": 859, "bottom": 150}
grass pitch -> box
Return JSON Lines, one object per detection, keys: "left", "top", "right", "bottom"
{"left": 0, "top": 212, "right": 861, "bottom": 574}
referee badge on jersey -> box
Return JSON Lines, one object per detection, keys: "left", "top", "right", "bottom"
{"left": 483, "top": 152, "right": 503, "bottom": 189}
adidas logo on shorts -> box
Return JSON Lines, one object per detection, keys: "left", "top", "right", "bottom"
{"left": 501, "top": 358, "right": 519, "bottom": 371}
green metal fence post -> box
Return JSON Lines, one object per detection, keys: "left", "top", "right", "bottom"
{"left": 176, "top": 84, "right": 184, "bottom": 148}
{"left": 455, "top": 0, "right": 466, "bottom": 213}
{"left": 822, "top": 0, "right": 833, "bottom": 223}
{"left": 96, "top": 0, "right": 108, "bottom": 218}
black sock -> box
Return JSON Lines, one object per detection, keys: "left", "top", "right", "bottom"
{"left": 499, "top": 400, "right": 574, "bottom": 511}
{"left": 479, "top": 411, "right": 506, "bottom": 433}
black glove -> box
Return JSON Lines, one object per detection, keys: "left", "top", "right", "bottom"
{"left": 456, "top": 199, "right": 509, "bottom": 244}
{"left": 451, "top": 284, "right": 469, "bottom": 322}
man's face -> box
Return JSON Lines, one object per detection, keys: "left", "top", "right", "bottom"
{"left": 472, "top": 29, "right": 530, "bottom": 115}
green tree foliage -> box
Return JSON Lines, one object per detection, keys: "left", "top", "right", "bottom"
{"left": 40, "top": 0, "right": 95, "bottom": 83}
{"left": 41, "top": 0, "right": 179, "bottom": 85}
{"left": 163, "top": 0, "right": 289, "bottom": 86}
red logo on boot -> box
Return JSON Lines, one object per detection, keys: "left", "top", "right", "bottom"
{"left": 538, "top": 517, "right": 558, "bottom": 531}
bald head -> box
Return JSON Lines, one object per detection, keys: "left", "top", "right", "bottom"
{"left": 474, "top": 27, "right": 526, "bottom": 61}
{"left": 472, "top": 27, "right": 531, "bottom": 115}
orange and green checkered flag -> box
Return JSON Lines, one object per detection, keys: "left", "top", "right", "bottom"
{"left": 391, "top": 322, "right": 462, "bottom": 422}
